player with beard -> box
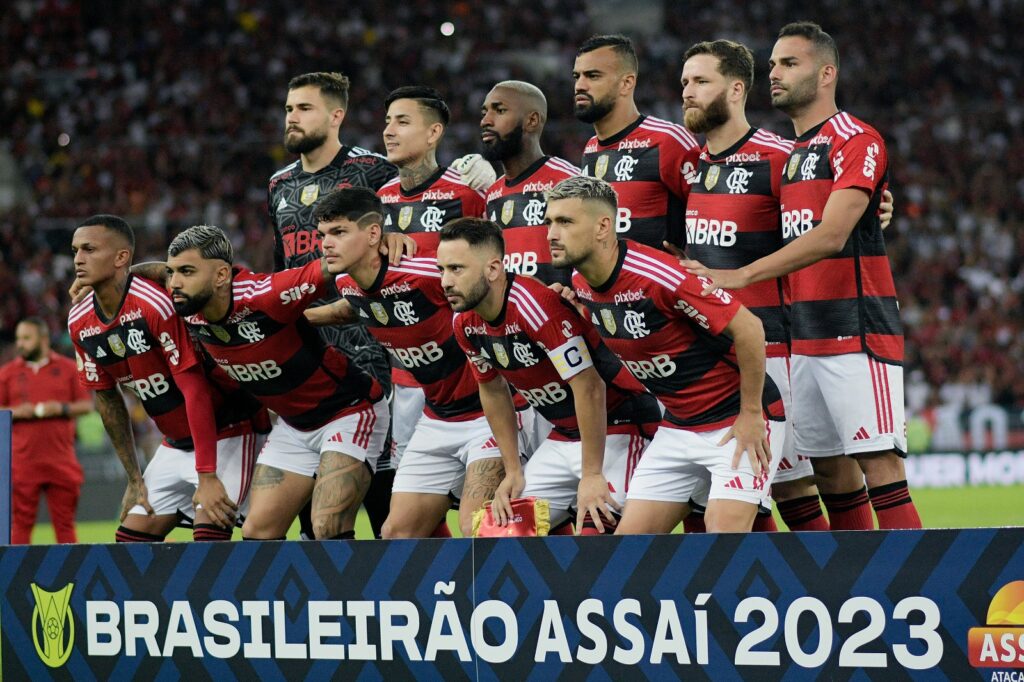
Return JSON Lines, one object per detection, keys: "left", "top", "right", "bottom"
{"left": 681, "top": 23, "right": 921, "bottom": 530}
{"left": 574, "top": 35, "right": 700, "bottom": 250}
{"left": 67, "top": 215, "right": 268, "bottom": 543}
{"left": 164, "top": 225, "right": 390, "bottom": 540}
{"left": 376, "top": 87, "right": 490, "bottom": 484}
{"left": 678, "top": 40, "right": 826, "bottom": 532}
{"left": 545, "top": 176, "right": 783, "bottom": 533}
{"left": 479, "top": 80, "right": 580, "bottom": 286}
{"left": 440, "top": 218, "right": 661, "bottom": 534}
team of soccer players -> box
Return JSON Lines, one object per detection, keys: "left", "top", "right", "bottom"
{"left": 69, "top": 22, "right": 921, "bottom": 542}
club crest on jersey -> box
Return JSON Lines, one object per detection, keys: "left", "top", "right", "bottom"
{"left": 493, "top": 343, "right": 510, "bottom": 368}
{"left": 594, "top": 155, "right": 610, "bottom": 180}
{"left": 300, "top": 184, "right": 320, "bottom": 206}
{"left": 501, "top": 200, "right": 515, "bottom": 225}
{"left": 107, "top": 334, "right": 126, "bottom": 358}
{"left": 370, "top": 302, "right": 389, "bottom": 324}
{"left": 397, "top": 206, "right": 414, "bottom": 230}
{"left": 210, "top": 325, "right": 231, "bottom": 343}
{"left": 787, "top": 153, "right": 801, "bottom": 180}
{"left": 600, "top": 309, "right": 617, "bottom": 335}
{"left": 704, "top": 165, "right": 721, "bottom": 191}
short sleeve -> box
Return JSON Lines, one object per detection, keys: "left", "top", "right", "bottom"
{"left": 262, "top": 261, "right": 326, "bottom": 321}
{"left": 452, "top": 316, "right": 499, "bottom": 382}
{"left": 654, "top": 272, "right": 740, "bottom": 336}
{"left": 831, "top": 131, "right": 887, "bottom": 194}
{"left": 144, "top": 308, "right": 201, "bottom": 375}
{"left": 70, "top": 338, "right": 116, "bottom": 390}
{"left": 659, "top": 134, "right": 701, "bottom": 200}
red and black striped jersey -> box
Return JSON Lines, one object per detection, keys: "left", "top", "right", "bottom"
{"left": 485, "top": 155, "right": 579, "bottom": 286}
{"left": 335, "top": 256, "right": 482, "bottom": 421}
{"left": 68, "top": 276, "right": 259, "bottom": 449}
{"left": 378, "top": 166, "right": 486, "bottom": 256}
{"left": 779, "top": 112, "right": 901, "bottom": 363}
{"left": 453, "top": 273, "right": 661, "bottom": 441}
{"left": 581, "top": 115, "right": 700, "bottom": 249}
{"left": 686, "top": 127, "right": 793, "bottom": 358}
{"left": 183, "top": 261, "right": 383, "bottom": 431}
{"left": 572, "top": 240, "right": 784, "bottom": 431}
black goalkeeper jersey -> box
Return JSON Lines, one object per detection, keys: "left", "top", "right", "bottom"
{"left": 267, "top": 144, "right": 398, "bottom": 394}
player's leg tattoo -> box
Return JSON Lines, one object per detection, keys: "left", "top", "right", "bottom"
{"left": 459, "top": 458, "right": 506, "bottom": 537}
{"left": 250, "top": 464, "right": 286, "bottom": 490}
{"left": 312, "top": 452, "right": 370, "bottom": 539}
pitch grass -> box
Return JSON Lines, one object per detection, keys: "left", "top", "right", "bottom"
{"left": 22, "top": 484, "right": 1024, "bottom": 544}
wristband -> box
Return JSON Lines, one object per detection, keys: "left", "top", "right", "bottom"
{"left": 34, "top": 403, "right": 45, "bottom": 418}
{"left": 61, "top": 403, "right": 70, "bottom": 418}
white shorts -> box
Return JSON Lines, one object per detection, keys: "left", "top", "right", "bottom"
{"left": 391, "top": 384, "right": 425, "bottom": 467}
{"left": 766, "top": 356, "right": 816, "bottom": 484}
{"left": 256, "top": 400, "right": 391, "bottom": 477}
{"left": 392, "top": 411, "right": 535, "bottom": 497}
{"left": 520, "top": 407, "right": 554, "bottom": 458}
{"left": 627, "top": 421, "right": 785, "bottom": 506}
{"left": 131, "top": 432, "right": 265, "bottom": 523}
{"left": 522, "top": 432, "right": 649, "bottom": 527}
{"left": 791, "top": 353, "right": 906, "bottom": 458}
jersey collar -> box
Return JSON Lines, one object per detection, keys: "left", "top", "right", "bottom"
{"left": 400, "top": 166, "right": 447, "bottom": 198}
{"left": 589, "top": 240, "right": 629, "bottom": 294}
{"left": 795, "top": 112, "right": 841, "bottom": 143}
{"left": 596, "top": 114, "right": 647, "bottom": 147}
{"left": 93, "top": 273, "right": 134, "bottom": 325}
{"left": 504, "top": 155, "right": 550, "bottom": 187}
{"left": 707, "top": 127, "right": 757, "bottom": 162}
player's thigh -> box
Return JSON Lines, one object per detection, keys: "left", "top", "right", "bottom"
{"left": 790, "top": 354, "right": 844, "bottom": 458}
{"left": 701, "top": 424, "right": 779, "bottom": 509}
{"left": 392, "top": 416, "right": 469, "bottom": 497}
{"left": 391, "top": 384, "right": 426, "bottom": 465}
{"left": 705, "top": 498, "right": 759, "bottom": 533}
{"left": 382, "top": 492, "right": 453, "bottom": 538}
{"left": 617, "top": 500, "right": 689, "bottom": 535}
{"left": 215, "top": 432, "right": 264, "bottom": 513}
{"left": 766, "top": 356, "right": 816, "bottom": 484}
{"left": 518, "top": 408, "right": 554, "bottom": 459}
{"left": 522, "top": 439, "right": 581, "bottom": 526}
{"left": 131, "top": 443, "right": 197, "bottom": 520}
{"left": 625, "top": 425, "right": 706, "bottom": 506}
{"left": 244, "top": 464, "right": 315, "bottom": 534}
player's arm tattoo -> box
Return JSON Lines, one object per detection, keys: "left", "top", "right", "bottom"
{"left": 130, "top": 261, "right": 169, "bottom": 286}
{"left": 462, "top": 458, "right": 506, "bottom": 502}
{"left": 251, "top": 464, "right": 286, "bottom": 490}
{"left": 95, "top": 387, "right": 143, "bottom": 484}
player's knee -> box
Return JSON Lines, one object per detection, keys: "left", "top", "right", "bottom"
{"left": 312, "top": 516, "right": 344, "bottom": 540}
{"left": 241, "top": 516, "right": 284, "bottom": 540}
{"left": 771, "top": 476, "right": 819, "bottom": 503}
{"left": 855, "top": 451, "right": 907, "bottom": 486}
{"left": 811, "top": 456, "right": 863, "bottom": 493}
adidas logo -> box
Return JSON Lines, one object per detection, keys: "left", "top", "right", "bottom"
{"left": 724, "top": 476, "right": 743, "bottom": 490}
{"left": 853, "top": 426, "right": 870, "bottom": 441}
{"left": 278, "top": 197, "right": 287, "bottom": 211}
{"left": 94, "top": 346, "right": 107, "bottom": 358}
{"left": 481, "top": 437, "right": 498, "bottom": 449}
{"left": 328, "top": 432, "right": 344, "bottom": 444}
{"left": 778, "top": 458, "right": 793, "bottom": 471}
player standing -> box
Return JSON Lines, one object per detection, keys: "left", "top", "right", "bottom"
{"left": 574, "top": 35, "right": 700, "bottom": 249}
{"left": 545, "top": 176, "right": 783, "bottom": 533}
{"left": 309, "top": 188, "right": 536, "bottom": 538}
{"left": 68, "top": 215, "right": 266, "bottom": 542}
{"left": 683, "top": 23, "right": 921, "bottom": 529}
{"left": 376, "top": 86, "right": 489, "bottom": 473}
{"left": 439, "top": 218, "right": 661, "bottom": 534}
{"left": 679, "top": 39, "right": 827, "bottom": 531}
{"left": 163, "top": 225, "right": 390, "bottom": 540}
{"left": 479, "top": 80, "right": 580, "bottom": 285}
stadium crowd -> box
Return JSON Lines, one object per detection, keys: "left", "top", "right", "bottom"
{"left": 2, "top": 1, "right": 1021, "bottom": 413}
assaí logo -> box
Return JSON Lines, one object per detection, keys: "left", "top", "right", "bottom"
{"left": 30, "top": 582, "right": 76, "bottom": 668}
{"left": 969, "top": 580, "right": 1024, "bottom": 673}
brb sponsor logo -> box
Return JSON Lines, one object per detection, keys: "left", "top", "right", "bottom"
{"left": 969, "top": 580, "right": 1024, "bottom": 670}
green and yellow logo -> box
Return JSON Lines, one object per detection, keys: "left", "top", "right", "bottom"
{"left": 30, "top": 582, "right": 75, "bottom": 668}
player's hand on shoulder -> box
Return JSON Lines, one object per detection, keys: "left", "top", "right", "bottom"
{"left": 69, "top": 278, "right": 92, "bottom": 305}
{"left": 453, "top": 153, "right": 497, "bottom": 192}
{"left": 380, "top": 232, "right": 417, "bottom": 265}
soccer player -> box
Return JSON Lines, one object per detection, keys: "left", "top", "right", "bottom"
{"left": 439, "top": 218, "right": 661, "bottom": 534}
{"left": 164, "top": 225, "right": 390, "bottom": 540}
{"left": 682, "top": 23, "right": 921, "bottom": 529}
{"left": 68, "top": 215, "right": 267, "bottom": 543}
{"left": 546, "top": 176, "right": 783, "bottom": 533}
{"left": 479, "top": 80, "right": 580, "bottom": 285}
{"left": 377, "top": 86, "right": 489, "bottom": 471}
{"left": 308, "top": 188, "right": 537, "bottom": 538}
{"left": 574, "top": 35, "right": 700, "bottom": 250}
{"left": 678, "top": 39, "right": 826, "bottom": 532}
{"left": 0, "top": 318, "right": 93, "bottom": 544}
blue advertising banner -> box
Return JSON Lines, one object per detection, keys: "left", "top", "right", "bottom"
{"left": 1, "top": 530, "right": 1022, "bottom": 680}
